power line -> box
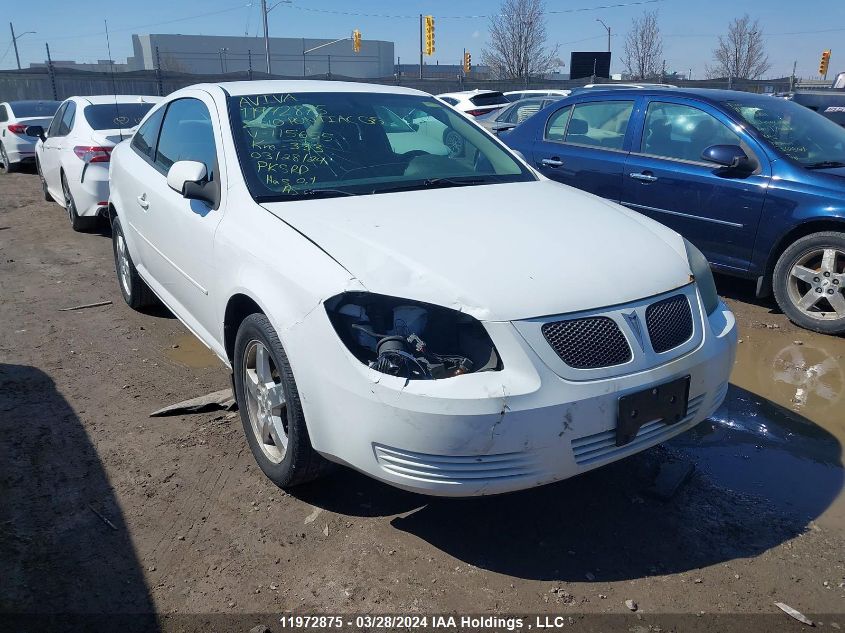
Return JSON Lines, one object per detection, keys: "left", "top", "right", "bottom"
{"left": 280, "top": 0, "right": 663, "bottom": 20}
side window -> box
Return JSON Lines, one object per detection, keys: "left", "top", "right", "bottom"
{"left": 131, "top": 106, "right": 165, "bottom": 160}
{"left": 47, "top": 103, "right": 67, "bottom": 137}
{"left": 565, "top": 101, "right": 633, "bottom": 150}
{"left": 57, "top": 102, "right": 76, "bottom": 136}
{"left": 544, "top": 106, "right": 573, "bottom": 141}
{"left": 641, "top": 101, "right": 743, "bottom": 163}
{"left": 0, "top": 106, "right": 8, "bottom": 123}
{"left": 154, "top": 98, "right": 216, "bottom": 180}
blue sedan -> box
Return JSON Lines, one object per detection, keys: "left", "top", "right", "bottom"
{"left": 503, "top": 88, "right": 845, "bottom": 335}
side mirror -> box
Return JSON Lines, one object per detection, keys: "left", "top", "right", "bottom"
{"left": 166, "top": 160, "right": 218, "bottom": 207}
{"left": 25, "top": 125, "right": 45, "bottom": 141}
{"left": 701, "top": 144, "right": 758, "bottom": 172}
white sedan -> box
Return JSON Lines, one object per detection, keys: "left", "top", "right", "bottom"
{"left": 108, "top": 80, "right": 737, "bottom": 497}
{"left": 436, "top": 89, "right": 510, "bottom": 118}
{"left": 0, "top": 100, "right": 61, "bottom": 173}
{"left": 30, "top": 95, "right": 160, "bottom": 231}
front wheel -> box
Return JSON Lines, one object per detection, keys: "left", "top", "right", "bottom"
{"left": 233, "top": 313, "right": 331, "bottom": 489}
{"left": 773, "top": 231, "right": 845, "bottom": 335}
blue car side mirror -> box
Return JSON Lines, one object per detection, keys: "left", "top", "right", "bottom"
{"left": 701, "top": 144, "right": 758, "bottom": 172}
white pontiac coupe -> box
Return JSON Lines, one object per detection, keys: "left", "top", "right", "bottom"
{"left": 108, "top": 81, "right": 737, "bottom": 496}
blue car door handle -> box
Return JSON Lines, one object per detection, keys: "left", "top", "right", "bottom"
{"left": 540, "top": 157, "right": 563, "bottom": 168}
{"left": 630, "top": 172, "right": 658, "bottom": 183}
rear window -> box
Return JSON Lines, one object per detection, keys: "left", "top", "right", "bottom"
{"left": 470, "top": 92, "right": 509, "bottom": 107}
{"left": 9, "top": 101, "right": 61, "bottom": 118}
{"left": 83, "top": 103, "right": 155, "bottom": 130}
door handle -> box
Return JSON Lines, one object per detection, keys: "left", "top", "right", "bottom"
{"left": 541, "top": 157, "right": 563, "bottom": 168}
{"left": 136, "top": 193, "right": 149, "bottom": 209}
{"left": 629, "top": 172, "right": 658, "bottom": 183}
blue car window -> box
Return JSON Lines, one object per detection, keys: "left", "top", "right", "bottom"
{"left": 642, "top": 102, "right": 742, "bottom": 163}
{"left": 545, "top": 106, "right": 573, "bottom": 141}
{"left": 565, "top": 101, "right": 633, "bottom": 150}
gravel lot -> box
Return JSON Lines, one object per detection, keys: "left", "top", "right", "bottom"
{"left": 1, "top": 168, "right": 844, "bottom": 631}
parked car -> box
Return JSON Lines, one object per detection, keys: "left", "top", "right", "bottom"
{"left": 436, "top": 89, "right": 510, "bottom": 117}
{"left": 0, "top": 100, "right": 61, "bottom": 173}
{"left": 504, "top": 87, "right": 845, "bottom": 335}
{"left": 478, "top": 96, "right": 564, "bottom": 134}
{"left": 107, "top": 80, "right": 736, "bottom": 496}
{"left": 784, "top": 91, "right": 845, "bottom": 127}
{"left": 504, "top": 89, "right": 571, "bottom": 102}
{"left": 29, "top": 95, "right": 160, "bottom": 231}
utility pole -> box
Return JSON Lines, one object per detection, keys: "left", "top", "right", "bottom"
{"left": 10, "top": 23, "right": 21, "bottom": 70}
{"left": 45, "top": 42, "right": 57, "bottom": 100}
{"left": 596, "top": 19, "right": 611, "bottom": 53}
{"left": 419, "top": 14, "right": 423, "bottom": 79}
{"left": 248, "top": 49, "right": 253, "bottom": 80}
{"left": 790, "top": 59, "right": 797, "bottom": 92}
{"left": 262, "top": 0, "right": 271, "bottom": 74}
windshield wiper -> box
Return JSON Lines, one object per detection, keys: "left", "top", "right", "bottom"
{"left": 290, "top": 188, "right": 358, "bottom": 198}
{"left": 805, "top": 160, "right": 845, "bottom": 169}
{"left": 374, "top": 177, "right": 491, "bottom": 194}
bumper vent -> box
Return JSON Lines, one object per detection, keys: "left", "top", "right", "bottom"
{"left": 542, "top": 317, "right": 632, "bottom": 369}
{"left": 646, "top": 295, "right": 693, "bottom": 353}
{"left": 571, "top": 392, "right": 706, "bottom": 466}
{"left": 374, "top": 445, "right": 537, "bottom": 485}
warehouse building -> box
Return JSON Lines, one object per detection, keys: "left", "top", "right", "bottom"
{"left": 128, "top": 33, "right": 394, "bottom": 78}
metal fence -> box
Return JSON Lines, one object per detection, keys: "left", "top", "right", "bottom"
{"left": 0, "top": 65, "right": 796, "bottom": 102}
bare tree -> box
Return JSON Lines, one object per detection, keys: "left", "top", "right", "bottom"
{"left": 481, "top": 0, "right": 560, "bottom": 79}
{"left": 622, "top": 10, "right": 664, "bottom": 80}
{"left": 706, "top": 15, "right": 770, "bottom": 80}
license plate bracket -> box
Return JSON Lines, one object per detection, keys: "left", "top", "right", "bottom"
{"left": 616, "top": 375, "right": 690, "bottom": 447}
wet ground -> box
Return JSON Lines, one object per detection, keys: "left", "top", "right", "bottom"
{"left": 1, "top": 169, "right": 844, "bottom": 631}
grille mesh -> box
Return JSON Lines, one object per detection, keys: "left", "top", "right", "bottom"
{"left": 542, "top": 317, "right": 632, "bottom": 369}
{"left": 646, "top": 295, "right": 693, "bottom": 353}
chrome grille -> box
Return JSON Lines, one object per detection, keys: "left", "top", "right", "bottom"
{"left": 542, "top": 317, "right": 632, "bottom": 369}
{"left": 646, "top": 295, "right": 693, "bottom": 353}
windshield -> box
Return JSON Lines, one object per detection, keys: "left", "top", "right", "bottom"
{"left": 10, "top": 101, "right": 61, "bottom": 118}
{"left": 724, "top": 98, "right": 845, "bottom": 167}
{"left": 83, "top": 103, "right": 155, "bottom": 130}
{"left": 229, "top": 91, "right": 534, "bottom": 201}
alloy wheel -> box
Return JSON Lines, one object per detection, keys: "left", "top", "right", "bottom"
{"left": 787, "top": 247, "right": 845, "bottom": 320}
{"left": 242, "top": 340, "right": 289, "bottom": 464}
{"left": 62, "top": 177, "right": 75, "bottom": 223}
{"left": 0, "top": 145, "right": 9, "bottom": 172}
{"left": 115, "top": 233, "right": 132, "bottom": 298}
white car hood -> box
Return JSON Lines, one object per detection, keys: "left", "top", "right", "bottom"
{"left": 262, "top": 180, "right": 692, "bottom": 321}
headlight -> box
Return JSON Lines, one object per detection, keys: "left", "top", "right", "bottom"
{"left": 684, "top": 239, "right": 719, "bottom": 315}
{"left": 325, "top": 292, "right": 501, "bottom": 380}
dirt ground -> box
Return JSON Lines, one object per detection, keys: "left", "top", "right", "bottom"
{"left": 1, "top": 168, "right": 844, "bottom": 632}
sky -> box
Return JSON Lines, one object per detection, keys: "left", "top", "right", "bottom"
{"left": 3, "top": 0, "right": 845, "bottom": 79}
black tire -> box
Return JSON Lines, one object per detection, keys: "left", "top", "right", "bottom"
{"left": 0, "top": 143, "right": 17, "bottom": 174}
{"left": 773, "top": 231, "right": 845, "bottom": 335}
{"left": 111, "top": 216, "right": 157, "bottom": 310}
{"left": 36, "top": 159, "right": 53, "bottom": 201}
{"left": 233, "top": 313, "right": 332, "bottom": 488}
{"left": 61, "top": 172, "right": 96, "bottom": 232}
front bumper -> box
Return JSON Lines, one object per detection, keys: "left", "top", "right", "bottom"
{"left": 286, "top": 291, "right": 737, "bottom": 497}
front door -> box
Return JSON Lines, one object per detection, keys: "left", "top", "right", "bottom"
{"left": 622, "top": 99, "right": 769, "bottom": 272}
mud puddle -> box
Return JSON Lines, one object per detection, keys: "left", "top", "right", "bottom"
{"left": 164, "top": 334, "right": 221, "bottom": 368}
{"left": 670, "top": 328, "right": 845, "bottom": 527}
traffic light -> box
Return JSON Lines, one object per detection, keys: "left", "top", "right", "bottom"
{"left": 819, "top": 49, "right": 832, "bottom": 77}
{"left": 424, "top": 15, "right": 435, "bottom": 56}
{"left": 352, "top": 29, "right": 362, "bottom": 53}
{"left": 463, "top": 51, "right": 471, "bottom": 73}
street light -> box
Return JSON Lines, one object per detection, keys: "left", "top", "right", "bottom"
{"left": 261, "top": 0, "right": 292, "bottom": 75}
{"left": 596, "top": 18, "right": 611, "bottom": 53}
{"left": 9, "top": 23, "right": 36, "bottom": 70}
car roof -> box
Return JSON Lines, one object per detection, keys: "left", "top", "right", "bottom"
{"left": 567, "top": 87, "right": 772, "bottom": 104}
{"left": 215, "top": 80, "right": 429, "bottom": 98}
{"left": 72, "top": 95, "right": 162, "bottom": 105}
{"left": 436, "top": 89, "right": 500, "bottom": 98}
